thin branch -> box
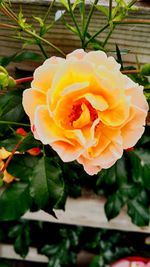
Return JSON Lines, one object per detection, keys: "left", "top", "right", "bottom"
{"left": 0, "top": 23, "right": 19, "bottom": 30}
{"left": 16, "top": 76, "right": 33, "bottom": 85}
{"left": 84, "top": 23, "right": 109, "bottom": 48}
{"left": 67, "top": 0, "right": 83, "bottom": 41}
{"left": 83, "top": 0, "right": 99, "bottom": 39}
{"left": 113, "top": 19, "right": 150, "bottom": 25}
{"left": 1, "top": 139, "right": 23, "bottom": 172}
{"left": 121, "top": 69, "right": 140, "bottom": 74}
{"left": 0, "top": 121, "right": 30, "bottom": 127}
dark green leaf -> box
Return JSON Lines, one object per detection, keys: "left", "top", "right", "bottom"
{"left": 0, "top": 52, "right": 42, "bottom": 67}
{"left": 7, "top": 154, "right": 39, "bottom": 182}
{"left": 30, "top": 156, "right": 65, "bottom": 210}
{"left": 141, "top": 64, "right": 150, "bottom": 76}
{"left": 115, "top": 157, "right": 128, "bottom": 187}
{"left": 0, "top": 134, "right": 22, "bottom": 151}
{"left": 0, "top": 90, "right": 25, "bottom": 122}
{"left": 19, "top": 132, "right": 41, "bottom": 152}
{"left": 104, "top": 191, "right": 124, "bottom": 220}
{"left": 115, "top": 44, "right": 123, "bottom": 70}
{"left": 0, "top": 182, "right": 31, "bottom": 220}
{"left": 127, "top": 199, "right": 150, "bottom": 226}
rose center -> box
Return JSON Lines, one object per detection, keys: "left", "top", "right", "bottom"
{"left": 69, "top": 99, "right": 98, "bottom": 128}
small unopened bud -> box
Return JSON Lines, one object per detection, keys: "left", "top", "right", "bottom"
{"left": 0, "top": 66, "right": 16, "bottom": 89}
{"left": 27, "top": 147, "right": 41, "bottom": 156}
{"left": 8, "top": 77, "right": 16, "bottom": 88}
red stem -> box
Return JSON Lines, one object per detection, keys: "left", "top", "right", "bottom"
{"left": 1, "top": 139, "right": 23, "bottom": 173}
{"left": 16, "top": 76, "right": 33, "bottom": 85}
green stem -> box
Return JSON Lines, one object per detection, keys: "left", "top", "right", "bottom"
{"left": 83, "top": 0, "right": 99, "bottom": 39}
{"left": 0, "top": 121, "right": 30, "bottom": 127}
{"left": 24, "top": 28, "right": 66, "bottom": 57}
{"left": 38, "top": 42, "right": 48, "bottom": 59}
{"left": 127, "top": 0, "right": 138, "bottom": 8}
{"left": 43, "top": 0, "right": 55, "bottom": 23}
{"left": 102, "top": 25, "right": 115, "bottom": 48}
{"left": 67, "top": 0, "right": 83, "bottom": 41}
{"left": 84, "top": 23, "right": 109, "bottom": 48}
{"left": 81, "top": 0, "right": 86, "bottom": 33}
{"left": 109, "top": 0, "right": 113, "bottom": 21}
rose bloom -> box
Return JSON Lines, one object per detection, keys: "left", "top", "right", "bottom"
{"left": 23, "top": 49, "right": 148, "bottom": 175}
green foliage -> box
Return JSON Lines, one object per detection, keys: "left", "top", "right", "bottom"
{"left": 30, "top": 156, "right": 65, "bottom": 211}
{"left": 0, "top": 182, "right": 31, "bottom": 221}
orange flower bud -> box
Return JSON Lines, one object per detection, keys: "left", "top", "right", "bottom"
{"left": 16, "top": 128, "right": 27, "bottom": 136}
{"left": 27, "top": 147, "right": 41, "bottom": 156}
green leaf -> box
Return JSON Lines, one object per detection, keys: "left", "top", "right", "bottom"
{"left": 19, "top": 132, "right": 41, "bottom": 152}
{"left": 14, "top": 224, "right": 30, "bottom": 258}
{"left": 104, "top": 191, "right": 124, "bottom": 220}
{"left": 115, "top": 157, "right": 128, "bottom": 187}
{"left": 7, "top": 154, "right": 39, "bottom": 182}
{"left": 96, "top": 5, "right": 109, "bottom": 18}
{"left": 0, "top": 90, "right": 25, "bottom": 122}
{"left": 127, "top": 198, "right": 150, "bottom": 226}
{"left": 33, "top": 16, "right": 44, "bottom": 27}
{"left": 0, "top": 51, "right": 42, "bottom": 67}
{"left": 0, "top": 134, "right": 22, "bottom": 151}
{"left": 48, "top": 258, "right": 61, "bottom": 267}
{"left": 59, "top": 0, "right": 69, "bottom": 10}
{"left": 62, "top": 18, "right": 78, "bottom": 34}
{"left": 115, "top": 44, "right": 123, "bottom": 70}
{"left": 72, "top": 0, "right": 82, "bottom": 10}
{"left": 0, "top": 182, "right": 31, "bottom": 221}
{"left": 30, "top": 156, "right": 65, "bottom": 210}
{"left": 128, "top": 149, "right": 150, "bottom": 189}
{"left": 141, "top": 64, "right": 150, "bottom": 76}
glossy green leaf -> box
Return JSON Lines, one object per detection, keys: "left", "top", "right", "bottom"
{"left": 141, "top": 63, "right": 150, "bottom": 76}
{"left": 96, "top": 5, "right": 109, "bottom": 18}
{"left": 30, "top": 156, "right": 65, "bottom": 210}
{"left": 104, "top": 191, "right": 124, "bottom": 220}
{"left": 0, "top": 182, "right": 31, "bottom": 221}
{"left": 115, "top": 157, "right": 128, "bottom": 187}
{"left": 7, "top": 154, "right": 39, "bottom": 182}
{"left": 0, "top": 90, "right": 25, "bottom": 122}
{"left": 127, "top": 198, "right": 150, "bottom": 226}
{"left": 19, "top": 132, "right": 41, "bottom": 152}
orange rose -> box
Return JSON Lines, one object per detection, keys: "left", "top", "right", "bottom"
{"left": 22, "top": 49, "right": 148, "bottom": 175}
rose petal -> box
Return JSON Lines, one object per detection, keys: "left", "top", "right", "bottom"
{"left": 22, "top": 88, "right": 46, "bottom": 125}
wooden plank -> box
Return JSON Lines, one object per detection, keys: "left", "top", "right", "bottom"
{"left": 0, "top": 0, "right": 150, "bottom": 72}
{"left": 23, "top": 196, "right": 150, "bottom": 233}
{"left": 0, "top": 244, "right": 48, "bottom": 263}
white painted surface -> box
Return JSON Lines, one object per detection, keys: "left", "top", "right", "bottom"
{"left": 23, "top": 196, "right": 150, "bottom": 233}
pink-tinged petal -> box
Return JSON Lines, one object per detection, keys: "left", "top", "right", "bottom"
{"left": 67, "top": 49, "right": 87, "bottom": 60}
{"left": 92, "top": 142, "right": 123, "bottom": 169}
{"left": 77, "top": 156, "right": 102, "bottom": 175}
{"left": 125, "top": 83, "right": 149, "bottom": 111}
{"left": 35, "top": 105, "right": 86, "bottom": 146}
{"left": 22, "top": 89, "right": 46, "bottom": 124}
{"left": 121, "top": 105, "right": 147, "bottom": 149}
{"left": 44, "top": 56, "right": 65, "bottom": 65}
{"left": 31, "top": 63, "right": 59, "bottom": 93}
{"left": 85, "top": 51, "right": 107, "bottom": 67}
{"left": 111, "top": 260, "right": 134, "bottom": 267}
{"left": 51, "top": 141, "right": 84, "bottom": 162}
